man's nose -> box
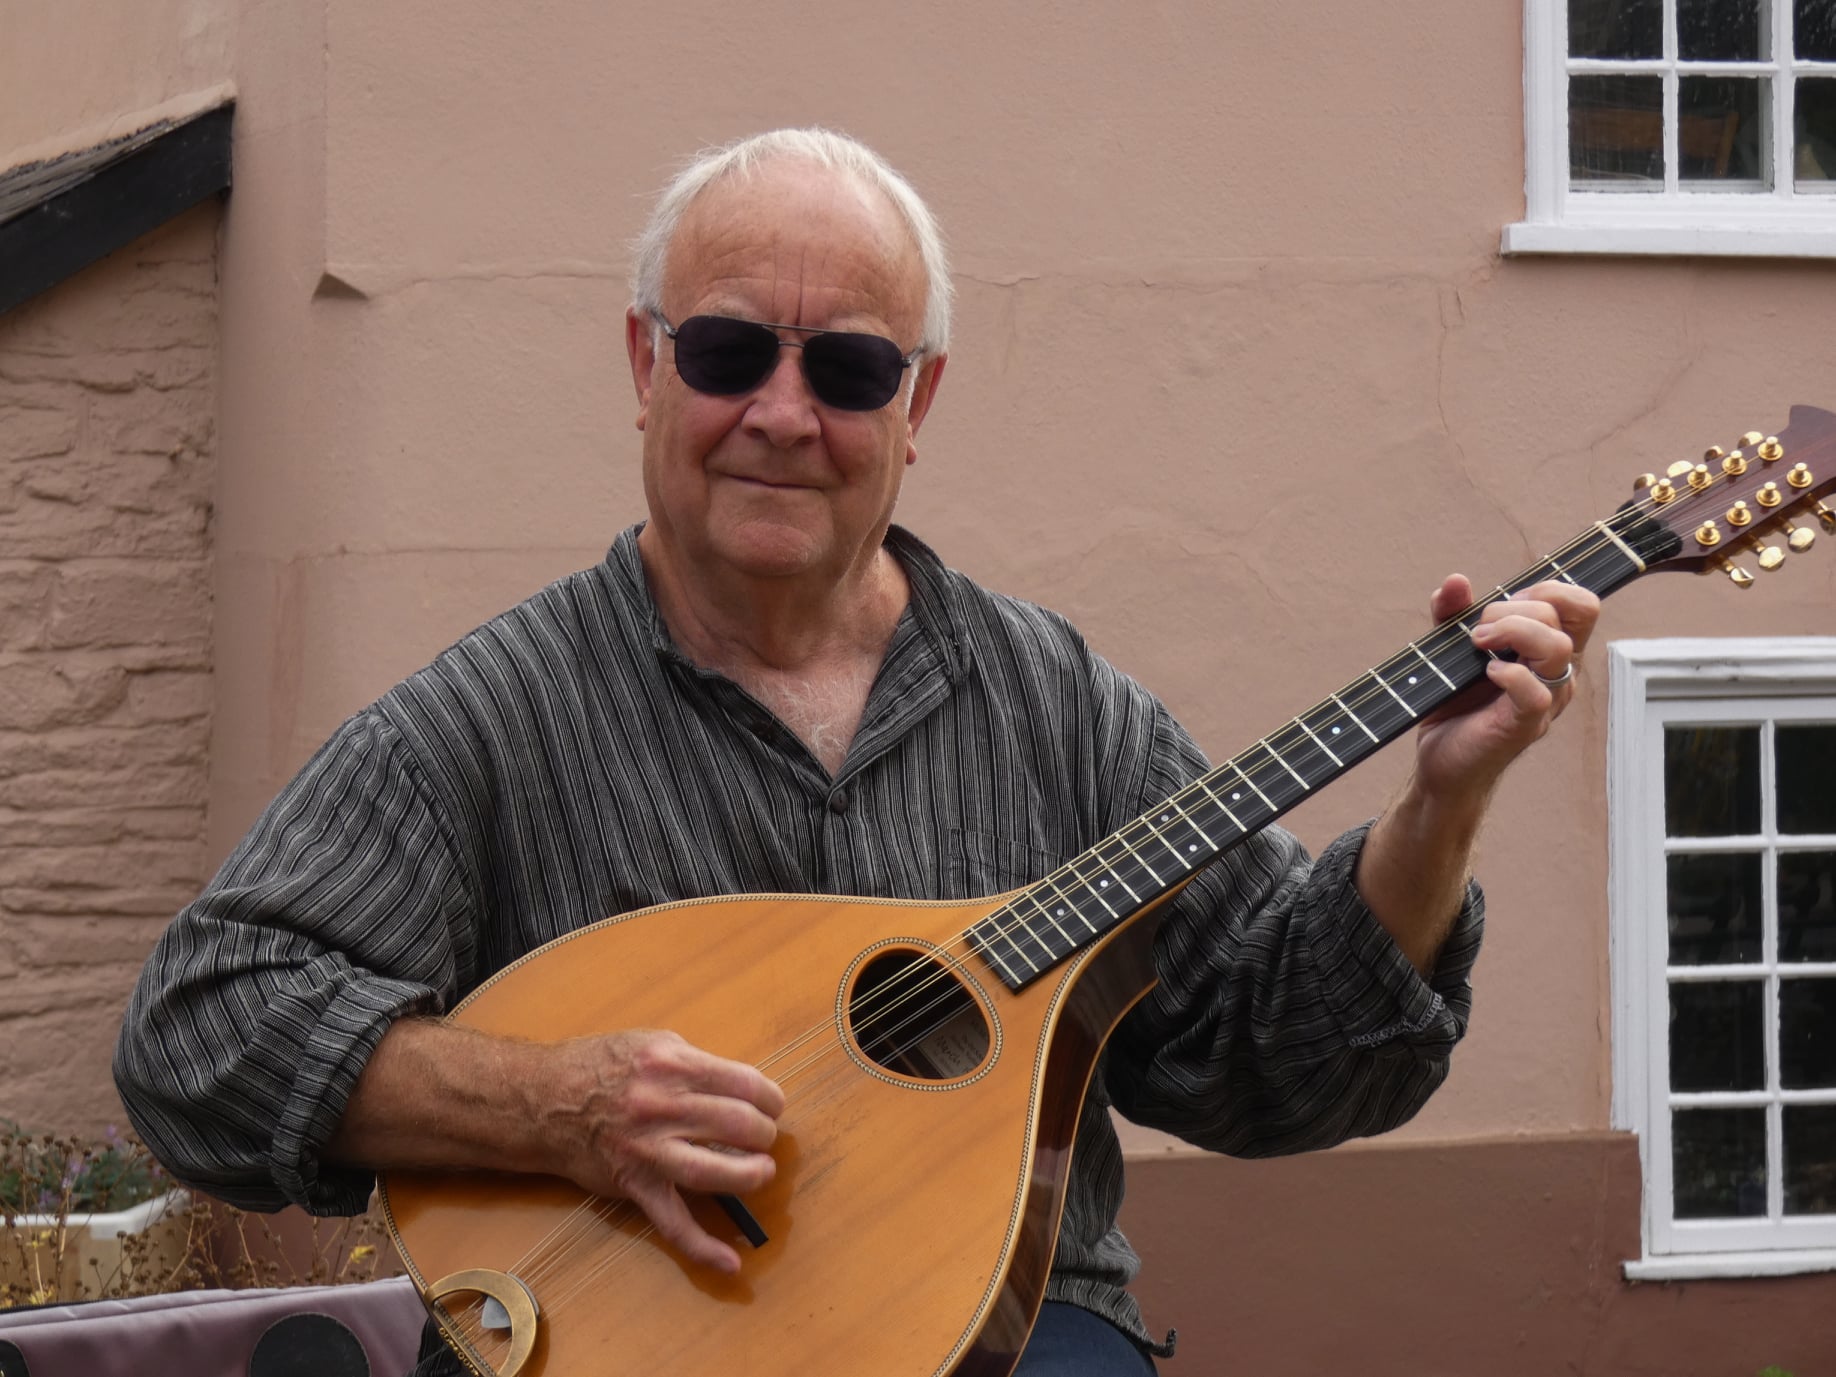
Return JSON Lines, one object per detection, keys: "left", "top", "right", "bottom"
{"left": 743, "top": 344, "right": 821, "bottom": 444}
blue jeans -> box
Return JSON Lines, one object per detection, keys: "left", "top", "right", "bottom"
{"left": 1012, "top": 1302, "right": 1160, "bottom": 1377}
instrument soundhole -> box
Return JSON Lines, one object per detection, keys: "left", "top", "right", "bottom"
{"left": 848, "top": 948, "right": 992, "bottom": 1081}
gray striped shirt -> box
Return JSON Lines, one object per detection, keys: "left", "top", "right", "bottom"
{"left": 115, "top": 524, "right": 1480, "bottom": 1357}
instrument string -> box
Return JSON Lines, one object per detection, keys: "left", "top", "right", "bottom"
{"left": 438, "top": 482, "right": 1712, "bottom": 1326}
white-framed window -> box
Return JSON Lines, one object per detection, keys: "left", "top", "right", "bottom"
{"left": 1609, "top": 637, "right": 1836, "bottom": 1280}
{"left": 1505, "top": 0, "right": 1836, "bottom": 257}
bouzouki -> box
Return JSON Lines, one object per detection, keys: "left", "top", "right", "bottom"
{"left": 381, "top": 408, "right": 1836, "bottom": 1377}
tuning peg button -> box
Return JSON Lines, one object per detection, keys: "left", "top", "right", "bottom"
{"left": 1783, "top": 520, "right": 1816, "bottom": 553}
{"left": 1815, "top": 500, "right": 1836, "bottom": 533}
{"left": 1718, "top": 557, "right": 1756, "bottom": 589}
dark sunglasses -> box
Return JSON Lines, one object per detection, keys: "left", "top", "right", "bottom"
{"left": 650, "top": 309, "right": 923, "bottom": 412}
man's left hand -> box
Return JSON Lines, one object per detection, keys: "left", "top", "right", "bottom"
{"left": 1410, "top": 574, "right": 1601, "bottom": 807}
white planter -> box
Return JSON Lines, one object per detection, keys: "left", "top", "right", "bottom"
{"left": 2, "top": 1189, "right": 190, "bottom": 1304}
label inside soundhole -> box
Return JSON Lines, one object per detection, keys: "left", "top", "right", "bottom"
{"left": 850, "top": 948, "right": 991, "bottom": 1080}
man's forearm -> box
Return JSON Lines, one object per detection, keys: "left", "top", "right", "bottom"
{"left": 1355, "top": 777, "right": 1488, "bottom": 976}
{"left": 325, "top": 1018, "right": 562, "bottom": 1175}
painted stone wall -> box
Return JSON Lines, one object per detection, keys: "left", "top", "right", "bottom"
{"left": 0, "top": 207, "right": 218, "bottom": 1132}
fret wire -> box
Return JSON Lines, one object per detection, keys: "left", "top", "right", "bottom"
{"left": 1110, "top": 831, "right": 1166, "bottom": 887}
{"left": 1035, "top": 884, "right": 1086, "bottom": 947}
{"left": 1062, "top": 857, "right": 1119, "bottom": 922}
{"left": 1296, "top": 717, "right": 1343, "bottom": 767}
{"left": 974, "top": 923, "right": 1026, "bottom": 984}
{"left": 1193, "top": 776, "right": 1246, "bottom": 830}
{"left": 1008, "top": 902, "right": 1062, "bottom": 963}
{"left": 1546, "top": 556, "right": 1580, "bottom": 586}
{"left": 1138, "top": 810, "right": 1189, "bottom": 866}
{"left": 1146, "top": 803, "right": 1211, "bottom": 863}
{"left": 1229, "top": 760, "right": 1275, "bottom": 810}
{"left": 1087, "top": 841, "right": 1145, "bottom": 904}
{"left": 1373, "top": 668, "right": 1417, "bottom": 718}
{"left": 1328, "top": 693, "right": 1379, "bottom": 742}
{"left": 1258, "top": 737, "right": 1310, "bottom": 790}
{"left": 1038, "top": 873, "right": 1102, "bottom": 935}
{"left": 1023, "top": 888, "right": 1077, "bottom": 948}
{"left": 1409, "top": 641, "right": 1458, "bottom": 691}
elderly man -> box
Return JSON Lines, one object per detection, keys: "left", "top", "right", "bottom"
{"left": 116, "top": 129, "right": 1597, "bottom": 1376}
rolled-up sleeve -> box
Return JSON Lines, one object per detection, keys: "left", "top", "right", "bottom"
{"left": 113, "top": 711, "right": 475, "bottom": 1214}
{"left": 1100, "top": 699, "right": 1483, "bottom": 1157}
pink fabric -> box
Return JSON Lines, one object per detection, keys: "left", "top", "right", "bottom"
{"left": 0, "top": 1278, "right": 425, "bottom": 1377}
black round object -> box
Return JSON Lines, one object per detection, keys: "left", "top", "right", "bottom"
{"left": 249, "top": 1312, "right": 369, "bottom": 1377}
{"left": 0, "top": 1340, "right": 28, "bottom": 1377}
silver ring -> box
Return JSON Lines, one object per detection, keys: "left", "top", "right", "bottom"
{"left": 1532, "top": 663, "right": 1574, "bottom": 688}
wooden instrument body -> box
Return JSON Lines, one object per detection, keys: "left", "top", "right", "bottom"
{"left": 380, "top": 887, "right": 1175, "bottom": 1377}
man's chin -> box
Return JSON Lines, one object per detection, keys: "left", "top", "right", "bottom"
{"left": 705, "top": 522, "right": 836, "bottom": 581}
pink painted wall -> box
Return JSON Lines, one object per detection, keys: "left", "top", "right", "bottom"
{"left": 8, "top": 0, "right": 1833, "bottom": 1149}
{"left": 0, "top": 1, "right": 233, "bottom": 158}
{"left": 209, "top": 0, "right": 1835, "bottom": 1150}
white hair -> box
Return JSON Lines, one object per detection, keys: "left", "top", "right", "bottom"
{"left": 629, "top": 128, "right": 953, "bottom": 354}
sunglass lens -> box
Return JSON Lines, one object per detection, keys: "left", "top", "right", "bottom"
{"left": 803, "top": 333, "right": 904, "bottom": 411}
{"left": 671, "top": 317, "right": 780, "bottom": 395}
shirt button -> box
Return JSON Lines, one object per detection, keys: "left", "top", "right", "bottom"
{"left": 827, "top": 788, "right": 851, "bottom": 815}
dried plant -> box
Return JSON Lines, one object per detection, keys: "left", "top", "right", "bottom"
{"left": 1, "top": 1123, "right": 389, "bottom": 1309}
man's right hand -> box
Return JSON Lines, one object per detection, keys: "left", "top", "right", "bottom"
{"left": 537, "top": 1028, "right": 785, "bottom": 1272}
{"left": 326, "top": 1019, "right": 785, "bottom": 1274}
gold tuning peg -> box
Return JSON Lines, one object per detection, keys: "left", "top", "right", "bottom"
{"left": 1780, "top": 516, "right": 1816, "bottom": 553}
{"left": 1633, "top": 472, "right": 1659, "bottom": 491}
{"left": 1759, "top": 436, "right": 1785, "bottom": 461}
{"left": 1746, "top": 537, "right": 1786, "bottom": 571}
{"left": 1667, "top": 459, "right": 1697, "bottom": 479}
{"left": 1741, "top": 431, "right": 1766, "bottom": 447}
{"left": 1814, "top": 500, "right": 1836, "bottom": 533}
{"left": 1717, "top": 557, "right": 1756, "bottom": 589}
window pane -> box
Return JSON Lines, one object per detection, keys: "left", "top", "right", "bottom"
{"left": 1665, "top": 725, "right": 1760, "bottom": 836}
{"left": 1679, "top": 76, "right": 1770, "bottom": 185}
{"left": 1573, "top": 75, "right": 1666, "bottom": 183}
{"left": 1673, "top": 1107, "right": 1768, "bottom": 1217}
{"left": 1671, "top": 980, "right": 1767, "bottom": 1090}
{"left": 1800, "top": 78, "right": 1836, "bottom": 183}
{"left": 1799, "top": 0, "right": 1836, "bottom": 60}
{"left": 1783, "top": 1104, "right": 1836, "bottom": 1214}
{"left": 1571, "top": 0, "right": 1663, "bottom": 57}
{"left": 1668, "top": 852, "right": 1763, "bottom": 965}
{"left": 1780, "top": 977, "right": 1836, "bottom": 1088}
{"left": 1780, "top": 851, "right": 1836, "bottom": 963}
{"left": 1679, "top": 0, "right": 1763, "bottom": 59}
{"left": 1778, "top": 725, "right": 1836, "bottom": 831}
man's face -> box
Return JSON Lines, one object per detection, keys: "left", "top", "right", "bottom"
{"left": 627, "top": 162, "right": 945, "bottom": 592}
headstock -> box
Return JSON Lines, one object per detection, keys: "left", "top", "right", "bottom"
{"left": 1618, "top": 404, "right": 1836, "bottom": 587}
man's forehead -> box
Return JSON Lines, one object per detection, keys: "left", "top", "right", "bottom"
{"left": 665, "top": 163, "right": 924, "bottom": 320}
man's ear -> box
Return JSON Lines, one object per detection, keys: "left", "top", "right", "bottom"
{"left": 903, "top": 353, "right": 947, "bottom": 466}
{"left": 626, "top": 307, "right": 657, "bottom": 431}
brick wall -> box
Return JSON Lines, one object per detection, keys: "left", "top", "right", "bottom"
{"left": 0, "top": 206, "right": 218, "bottom": 1133}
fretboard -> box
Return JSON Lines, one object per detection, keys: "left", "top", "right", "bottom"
{"left": 967, "top": 503, "right": 1678, "bottom": 991}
